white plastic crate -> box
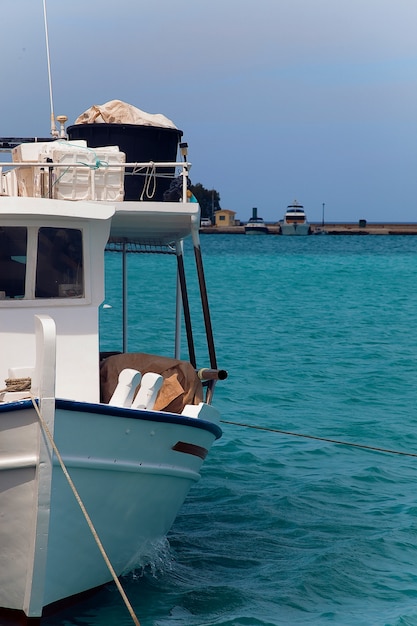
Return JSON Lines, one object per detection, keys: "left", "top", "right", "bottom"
{"left": 50, "top": 144, "right": 125, "bottom": 202}
{"left": 12, "top": 141, "right": 52, "bottom": 163}
{"left": 13, "top": 140, "right": 125, "bottom": 201}
{"left": 1, "top": 169, "right": 18, "bottom": 196}
{"left": 89, "top": 146, "right": 125, "bottom": 202}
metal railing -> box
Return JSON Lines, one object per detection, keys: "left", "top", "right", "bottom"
{"left": 0, "top": 159, "right": 191, "bottom": 203}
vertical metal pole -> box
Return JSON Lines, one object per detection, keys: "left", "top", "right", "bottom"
{"left": 179, "top": 143, "right": 189, "bottom": 204}
{"left": 47, "top": 160, "right": 53, "bottom": 199}
{"left": 175, "top": 261, "right": 182, "bottom": 360}
{"left": 176, "top": 241, "right": 196, "bottom": 368}
{"left": 191, "top": 228, "right": 217, "bottom": 370}
{"left": 43, "top": 0, "right": 58, "bottom": 138}
{"left": 182, "top": 164, "right": 188, "bottom": 204}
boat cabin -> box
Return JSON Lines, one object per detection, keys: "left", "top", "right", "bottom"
{"left": 284, "top": 204, "right": 307, "bottom": 223}
{"left": 0, "top": 121, "right": 222, "bottom": 411}
{"left": 0, "top": 196, "right": 112, "bottom": 402}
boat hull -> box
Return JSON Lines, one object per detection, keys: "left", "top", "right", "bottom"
{"left": 244, "top": 227, "right": 269, "bottom": 235}
{"left": 0, "top": 399, "right": 221, "bottom": 617}
{"left": 280, "top": 222, "right": 310, "bottom": 235}
{"left": 245, "top": 224, "right": 269, "bottom": 235}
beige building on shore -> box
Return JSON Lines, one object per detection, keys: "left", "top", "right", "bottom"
{"left": 214, "top": 209, "right": 237, "bottom": 227}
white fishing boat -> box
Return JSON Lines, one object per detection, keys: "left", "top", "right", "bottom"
{"left": 0, "top": 100, "right": 226, "bottom": 622}
{"left": 244, "top": 207, "right": 269, "bottom": 235}
{"left": 279, "top": 200, "right": 311, "bottom": 235}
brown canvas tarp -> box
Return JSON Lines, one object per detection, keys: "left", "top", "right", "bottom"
{"left": 100, "top": 352, "right": 203, "bottom": 413}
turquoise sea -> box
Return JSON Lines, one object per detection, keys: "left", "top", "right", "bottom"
{"left": 43, "top": 234, "right": 417, "bottom": 626}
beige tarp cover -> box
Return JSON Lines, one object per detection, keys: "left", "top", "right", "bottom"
{"left": 100, "top": 352, "right": 203, "bottom": 413}
{"left": 74, "top": 99, "right": 177, "bottom": 129}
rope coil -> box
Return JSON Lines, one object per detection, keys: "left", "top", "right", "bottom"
{"left": 0, "top": 377, "right": 32, "bottom": 393}
{"left": 140, "top": 162, "right": 157, "bottom": 200}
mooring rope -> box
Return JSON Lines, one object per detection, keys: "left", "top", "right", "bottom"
{"left": 0, "top": 377, "right": 32, "bottom": 393}
{"left": 30, "top": 395, "right": 141, "bottom": 626}
{"left": 220, "top": 419, "right": 417, "bottom": 459}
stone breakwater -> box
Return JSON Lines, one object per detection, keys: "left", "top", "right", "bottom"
{"left": 200, "top": 223, "right": 417, "bottom": 235}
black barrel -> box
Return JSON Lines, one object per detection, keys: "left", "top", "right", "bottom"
{"left": 67, "top": 123, "right": 183, "bottom": 201}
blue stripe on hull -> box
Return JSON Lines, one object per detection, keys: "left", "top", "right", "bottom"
{"left": 0, "top": 398, "right": 222, "bottom": 439}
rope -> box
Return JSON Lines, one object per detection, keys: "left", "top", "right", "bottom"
{"left": 77, "top": 159, "right": 109, "bottom": 170}
{"left": 0, "top": 377, "right": 31, "bottom": 393}
{"left": 40, "top": 166, "right": 71, "bottom": 198}
{"left": 38, "top": 143, "right": 110, "bottom": 198}
{"left": 30, "top": 395, "right": 141, "bottom": 626}
{"left": 140, "top": 163, "right": 156, "bottom": 200}
{"left": 220, "top": 419, "right": 417, "bottom": 459}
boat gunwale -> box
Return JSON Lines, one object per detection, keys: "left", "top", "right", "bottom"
{"left": 0, "top": 397, "right": 222, "bottom": 439}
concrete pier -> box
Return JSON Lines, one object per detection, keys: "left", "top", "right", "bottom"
{"left": 200, "top": 223, "right": 417, "bottom": 235}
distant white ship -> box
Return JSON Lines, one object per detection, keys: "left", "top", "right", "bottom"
{"left": 280, "top": 200, "right": 311, "bottom": 235}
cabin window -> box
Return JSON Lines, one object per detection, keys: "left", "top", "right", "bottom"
{"left": 0, "top": 227, "right": 27, "bottom": 299}
{"left": 35, "top": 227, "right": 84, "bottom": 298}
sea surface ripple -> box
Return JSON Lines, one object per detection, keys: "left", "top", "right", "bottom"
{"left": 44, "top": 235, "right": 417, "bottom": 626}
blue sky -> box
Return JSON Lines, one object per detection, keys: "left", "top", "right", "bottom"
{"left": 2, "top": 0, "right": 417, "bottom": 223}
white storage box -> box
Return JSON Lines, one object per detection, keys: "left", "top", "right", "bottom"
{"left": 13, "top": 140, "right": 87, "bottom": 198}
{"left": 12, "top": 140, "right": 125, "bottom": 201}
{"left": 12, "top": 141, "right": 51, "bottom": 163}
{"left": 51, "top": 144, "right": 125, "bottom": 202}
{"left": 12, "top": 140, "right": 87, "bottom": 163}
{"left": 1, "top": 169, "right": 18, "bottom": 196}
{"left": 89, "top": 146, "right": 125, "bottom": 202}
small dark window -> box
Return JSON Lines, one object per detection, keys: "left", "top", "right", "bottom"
{"left": 36, "top": 228, "right": 84, "bottom": 298}
{"left": 0, "top": 227, "right": 27, "bottom": 299}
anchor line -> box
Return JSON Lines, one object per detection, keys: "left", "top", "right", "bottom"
{"left": 30, "top": 395, "right": 141, "bottom": 626}
{"left": 220, "top": 420, "right": 417, "bottom": 459}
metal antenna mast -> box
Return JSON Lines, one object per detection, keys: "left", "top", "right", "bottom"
{"left": 43, "top": 0, "right": 58, "bottom": 137}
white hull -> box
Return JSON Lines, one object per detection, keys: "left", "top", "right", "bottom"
{"left": 0, "top": 398, "right": 219, "bottom": 615}
{"left": 280, "top": 222, "right": 310, "bottom": 236}
{"left": 0, "top": 104, "right": 226, "bottom": 619}
{"left": 280, "top": 200, "right": 310, "bottom": 235}
{"left": 244, "top": 225, "right": 269, "bottom": 235}
{"left": 245, "top": 212, "right": 268, "bottom": 235}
